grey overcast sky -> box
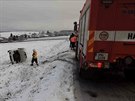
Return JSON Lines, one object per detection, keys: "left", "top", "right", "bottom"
{"left": 0, "top": 0, "right": 85, "bottom": 32}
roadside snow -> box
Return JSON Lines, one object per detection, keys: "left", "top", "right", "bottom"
{"left": 0, "top": 37, "right": 75, "bottom": 101}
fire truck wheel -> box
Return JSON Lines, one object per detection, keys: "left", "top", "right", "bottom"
{"left": 124, "top": 69, "right": 135, "bottom": 80}
{"left": 79, "top": 68, "right": 89, "bottom": 79}
{"left": 79, "top": 68, "right": 84, "bottom": 77}
{"left": 79, "top": 68, "right": 103, "bottom": 79}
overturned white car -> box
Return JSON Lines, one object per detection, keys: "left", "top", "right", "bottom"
{"left": 8, "top": 48, "right": 27, "bottom": 64}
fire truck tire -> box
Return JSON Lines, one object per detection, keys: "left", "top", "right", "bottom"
{"left": 124, "top": 69, "right": 135, "bottom": 79}
{"left": 79, "top": 68, "right": 89, "bottom": 79}
{"left": 79, "top": 68, "right": 84, "bottom": 78}
{"left": 79, "top": 68, "right": 103, "bottom": 79}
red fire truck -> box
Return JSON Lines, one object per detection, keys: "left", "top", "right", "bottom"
{"left": 76, "top": 0, "right": 135, "bottom": 78}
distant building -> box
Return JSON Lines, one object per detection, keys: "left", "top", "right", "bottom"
{"left": 0, "top": 37, "right": 8, "bottom": 43}
{"left": 31, "top": 33, "right": 39, "bottom": 38}
{"left": 39, "top": 31, "right": 48, "bottom": 37}
{"left": 58, "top": 30, "right": 74, "bottom": 36}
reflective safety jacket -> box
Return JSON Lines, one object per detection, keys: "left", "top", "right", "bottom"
{"left": 70, "top": 36, "right": 77, "bottom": 42}
{"left": 32, "top": 51, "right": 38, "bottom": 59}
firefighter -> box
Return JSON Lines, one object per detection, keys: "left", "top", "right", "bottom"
{"left": 74, "top": 22, "right": 77, "bottom": 32}
{"left": 31, "top": 49, "right": 39, "bottom": 66}
{"left": 70, "top": 35, "right": 77, "bottom": 50}
{"left": 69, "top": 33, "right": 75, "bottom": 49}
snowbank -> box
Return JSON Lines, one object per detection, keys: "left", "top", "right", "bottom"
{"left": 0, "top": 37, "right": 75, "bottom": 101}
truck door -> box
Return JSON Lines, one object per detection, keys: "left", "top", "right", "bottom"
{"left": 82, "top": 8, "right": 90, "bottom": 57}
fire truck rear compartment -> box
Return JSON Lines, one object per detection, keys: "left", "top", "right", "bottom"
{"left": 92, "top": 41, "right": 135, "bottom": 70}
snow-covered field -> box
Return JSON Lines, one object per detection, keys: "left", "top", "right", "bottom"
{"left": 0, "top": 37, "right": 76, "bottom": 101}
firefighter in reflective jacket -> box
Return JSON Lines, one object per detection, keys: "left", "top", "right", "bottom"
{"left": 70, "top": 35, "right": 77, "bottom": 50}
{"left": 31, "top": 49, "right": 39, "bottom": 66}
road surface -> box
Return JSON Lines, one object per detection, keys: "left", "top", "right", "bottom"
{"left": 72, "top": 57, "right": 135, "bottom": 101}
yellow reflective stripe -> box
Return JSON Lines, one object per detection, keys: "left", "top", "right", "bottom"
{"left": 88, "top": 30, "right": 95, "bottom": 52}
{"left": 88, "top": 47, "right": 93, "bottom": 52}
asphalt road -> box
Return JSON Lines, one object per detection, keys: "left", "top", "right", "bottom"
{"left": 73, "top": 61, "right": 135, "bottom": 101}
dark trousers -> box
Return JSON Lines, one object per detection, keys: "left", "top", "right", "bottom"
{"left": 71, "top": 42, "right": 75, "bottom": 49}
{"left": 31, "top": 58, "right": 38, "bottom": 65}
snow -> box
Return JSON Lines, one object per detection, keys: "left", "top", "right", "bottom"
{"left": 0, "top": 36, "right": 75, "bottom": 101}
